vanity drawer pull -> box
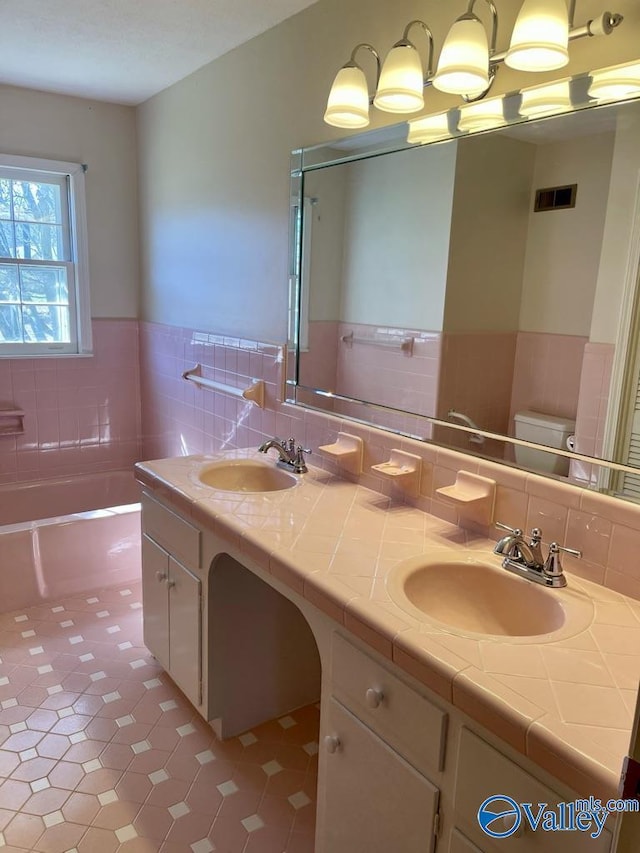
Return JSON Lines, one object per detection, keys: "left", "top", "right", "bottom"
{"left": 332, "top": 633, "right": 447, "bottom": 776}
{"left": 365, "top": 687, "right": 384, "bottom": 709}
{"left": 494, "top": 815, "right": 524, "bottom": 838}
{"left": 324, "top": 735, "right": 342, "bottom": 754}
{"left": 166, "top": 580, "right": 176, "bottom": 589}
{"left": 156, "top": 571, "right": 167, "bottom": 582}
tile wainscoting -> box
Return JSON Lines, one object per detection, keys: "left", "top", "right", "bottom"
{"left": 0, "top": 320, "right": 141, "bottom": 486}
{"left": 138, "top": 321, "right": 639, "bottom": 604}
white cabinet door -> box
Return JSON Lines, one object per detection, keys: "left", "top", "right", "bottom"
{"left": 168, "top": 557, "right": 202, "bottom": 708}
{"left": 322, "top": 698, "right": 439, "bottom": 853}
{"left": 454, "top": 728, "right": 613, "bottom": 853}
{"left": 141, "top": 534, "right": 170, "bottom": 670}
{"left": 449, "top": 828, "right": 485, "bottom": 852}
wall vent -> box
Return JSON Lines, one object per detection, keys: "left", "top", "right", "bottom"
{"left": 534, "top": 183, "right": 577, "bottom": 212}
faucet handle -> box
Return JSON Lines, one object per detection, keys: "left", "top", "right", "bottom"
{"left": 544, "top": 542, "right": 582, "bottom": 580}
{"left": 293, "top": 445, "right": 311, "bottom": 473}
{"left": 495, "top": 522, "right": 523, "bottom": 536}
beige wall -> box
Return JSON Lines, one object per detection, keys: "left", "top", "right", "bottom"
{"left": 137, "top": 0, "right": 640, "bottom": 343}
{"left": 340, "top": 144, "right": 456, "bottom": 330}
{"left": 304, "top": 167, "right": 346, "bottom": 323}
{"left": 444, "top": 134, "right": 535, "bottom": 333}
{"left": 0, "top": 84, "right": 139, "bottom": 319}
{"left": 592, "top": 104, "right": 640, "bottom": 345}
{"left": 519, "top": 132, "right": 615, "bottom": 337}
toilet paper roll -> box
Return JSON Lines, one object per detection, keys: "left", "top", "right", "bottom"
{"left": 566, "top": 434, "right": 576, "bottom": 451}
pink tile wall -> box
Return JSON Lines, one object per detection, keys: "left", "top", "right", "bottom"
{"left": 138, "top": 321, "right": 640, "bottom": 603}
{"left": 300, "top": 322, "right": 339, "bottom": 392}
{"left": 139, "top": 322, "right": 284, "bottom": 460}
{"left": 0, "top": 319, "right": 141, "bottom": 485}
{"left": 569, "top": 342, "right": 615, "bottom": 486}
{"left": 510, "top": 332, "right": 587, "bottom": 427}
{"left": 336, "top": 322, "right": 441, "bottom": 418}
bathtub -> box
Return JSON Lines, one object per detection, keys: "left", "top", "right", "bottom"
{"left": 0, "top": 470, "right": 142, "bottom": 613}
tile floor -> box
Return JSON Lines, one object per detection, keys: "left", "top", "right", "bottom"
{"left": 0, "top": 582, "right": 318, "bottom": 853}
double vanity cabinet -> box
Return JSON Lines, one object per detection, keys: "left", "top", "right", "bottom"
{"left": 136, "top": 453, "right": 631, "bottom": 853}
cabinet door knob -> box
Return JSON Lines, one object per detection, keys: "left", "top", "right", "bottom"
{"left": 166, "top": 580, "right": 176, "bottom": 589}
{"left": 365, "top": 687, "right": 384, "bottom": 709}
{"left": 495, "top": 815, "right": 524, "bottom": 838}
{"left": 324, "top": 735, "right": 341, "bottom": 754}
{"left": 155, "top": 571, "right": 167, "bottom": 582}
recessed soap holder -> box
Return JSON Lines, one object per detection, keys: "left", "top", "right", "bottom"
{"left": 318, "top": 432, "right": 364, "bottom": 474}
{"left": 435, "top": 470, "right": 496, "bottom": 525}
{"left": 371, "top": 449, "right": 422, "bottom": 496}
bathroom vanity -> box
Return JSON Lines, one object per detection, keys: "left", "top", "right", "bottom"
{"left": 135, "top": 450, "right": 639, "bottom": 852}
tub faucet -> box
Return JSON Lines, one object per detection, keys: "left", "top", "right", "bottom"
{"left": 258, "top": 437, "right": 310, "bottom": 474}
{"left": 493, "top": 522, "right": 581, "bottom": 588}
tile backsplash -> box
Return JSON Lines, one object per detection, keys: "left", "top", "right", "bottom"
{"left": 0, "top": 319, "right": 141, "bottom": 484}
{"left": 138, "top": 321, "right": 640, "bottom": 604}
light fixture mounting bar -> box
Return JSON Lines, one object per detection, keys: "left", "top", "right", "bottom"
{"left": 491, "top": 11, "right": 623, "bottom": 64}
{"left": 402, "top": 20, "right": 435, "bottom": 81}
{"left": 468, "top": 0, "right": 499, "bottom": 54}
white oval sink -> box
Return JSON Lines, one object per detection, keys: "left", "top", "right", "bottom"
{"left": 387, "top": 554, "right": 593, "bottom": 640}
{"left": 198, "top": 460, "right": 297, "bottom": 493}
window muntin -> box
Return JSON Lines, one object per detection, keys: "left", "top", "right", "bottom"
{"left": 0, "top": 156, "right": 91, "bottom": 357}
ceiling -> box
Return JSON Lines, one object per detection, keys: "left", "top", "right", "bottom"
{"left": 0, "top": 0, "right": 319, "bottom": 105}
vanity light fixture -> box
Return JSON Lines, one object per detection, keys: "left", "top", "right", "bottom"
{"left": 323, "top": 0, "right": 623, "bottom": 128}
{"left": 457, "top": 95, "right": 506, "bottom": 131}
{"left": 519, "top": 79, "right": 572, "bottom": 116}
{"left": 407, "top": 111, "right": 452, "bottom": 144}
{"left": 373, "top": 21, "right": 434, "bottom": 114}
{"left": 432, "top": 0, "right": 497, "bottom": 98}
{"left": 324, "top": 43, "right": 380, "bottom": 129}
{"left": 505, "top": 0, "right": 570, "bottom": 71}
{"left": 588, "top": 60, "right": 640, "bottom": 102}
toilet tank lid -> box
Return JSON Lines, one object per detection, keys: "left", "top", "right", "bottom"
{"left": 514, "top": 410, "right": 576, "bottom": 431}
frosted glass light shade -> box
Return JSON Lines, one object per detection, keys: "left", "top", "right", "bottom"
{"left": 520, "top": 80, "right": 571, "bottom": 117}
{"left": 505, "top": 0, "right": 569, "bottom": 72}
{"left": 407, "top": 112, "right": 451, "bottom": 144}
{"left": 457, "top": 97, "right": 505, "bottom": 132}
{"left": 433, "top": 16, "right": 490, "bottom": 97}
{"left": 324, "top": 65, "right": 370, "bottom": 128}
{"left": 588, "top": 62, "right": 640, "bottom": 102}
{"left": 374, "top": 44, "right": 424, "bottom": 114}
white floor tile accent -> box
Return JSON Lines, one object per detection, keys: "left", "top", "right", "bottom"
{"left": 115, "top": 824, "right": 138, "bottom": 842}
{"left": 168, "top": 801, "right": 191, "bottom": 819}
{"left": 241, "top": 814, "right": 265, "bottom": 833}
{"left": 289, "top": 791, "right": 312, "bottom": 810}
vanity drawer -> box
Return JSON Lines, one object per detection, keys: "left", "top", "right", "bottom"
{"left": 142, "top": 493, "right": 201, "bottom": 569}
{"left": 454, "top": 728, "right": 613, "bottom": 852}
{"left": 331, "top": 632, "right": 447, "bottom": 778}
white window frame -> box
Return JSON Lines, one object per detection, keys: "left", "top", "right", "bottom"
{"left": 0, "top": 153, "right": 92, "bottom": 357}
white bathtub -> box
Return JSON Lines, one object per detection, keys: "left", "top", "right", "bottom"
{"left": 0, "top": 471, "right": 142, "bottom": 613}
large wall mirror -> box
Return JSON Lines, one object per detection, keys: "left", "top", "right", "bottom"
{"left": 287, "top": 64, "right": 640, "bottom": 499}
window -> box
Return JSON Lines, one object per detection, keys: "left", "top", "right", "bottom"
{"left": 0, "top": 154, "right": 91, "bottom": 356}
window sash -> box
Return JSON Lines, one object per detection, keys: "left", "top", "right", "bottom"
{"left": 0, "top": 155, "right": 91, "bottom": 357}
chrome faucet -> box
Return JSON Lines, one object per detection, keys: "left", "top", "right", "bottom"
{"left": 493, "top": 522, "right": 581, "bottom": 588}
{"left": 258, "top": 437, "right": 310, "bottom": 474}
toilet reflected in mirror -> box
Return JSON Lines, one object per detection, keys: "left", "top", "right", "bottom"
{"left": 513, "top": 410, "right": 576, "bottom": 476}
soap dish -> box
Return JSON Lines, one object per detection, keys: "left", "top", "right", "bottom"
{"left": 371, "top": 449, "right": 421, "bottom": 497}
{"left": 435, "top": 470, "right": 496, "bottom": 525}
{"left": 318, "top": 432, "right": 364, "bottom": 474}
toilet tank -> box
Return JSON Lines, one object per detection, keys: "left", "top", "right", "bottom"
{"left": 513, "top": 410, "right": 576, "bottom": 476}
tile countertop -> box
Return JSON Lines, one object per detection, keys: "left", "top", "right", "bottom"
{"left": 134, "top": 449, "right": 640, "bottom": 802}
